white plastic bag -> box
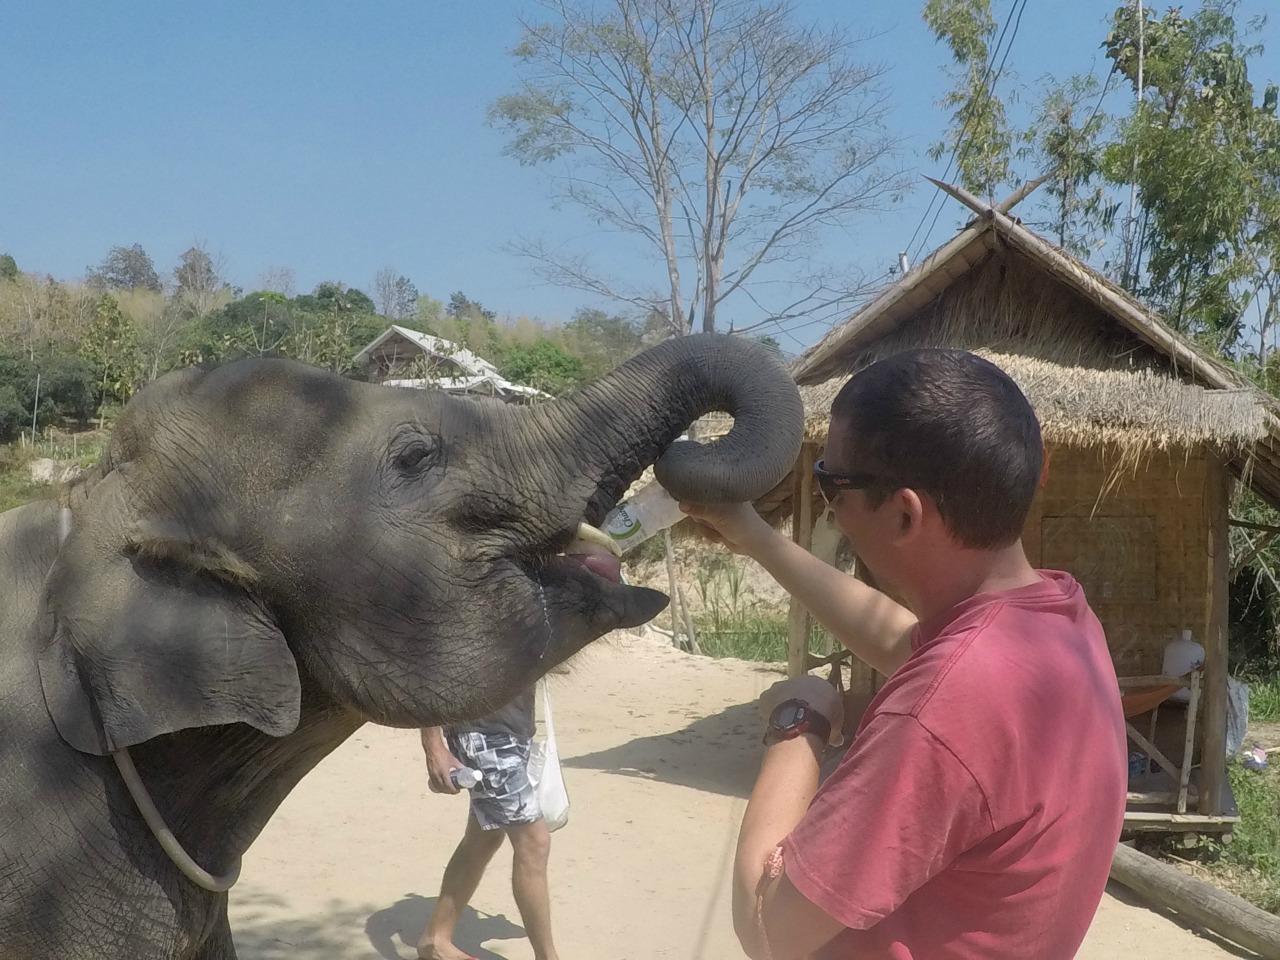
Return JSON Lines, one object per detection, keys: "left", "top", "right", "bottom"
{"left": 527, "top": 678, "right": 570, "bottom": 832}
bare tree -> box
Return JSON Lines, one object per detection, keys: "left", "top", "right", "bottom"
{"left": 373, "top": 266, "right": 420, "bottom": 321}
{"left": 256, "top": 265, "right": 297, "bottom": 298}
{"left": 490, "top": 0, "right": 905, "bottom": 334}
{"left": 173, "top": 243, "right": 231, "bottom": 319}
{"left": 373, "top": 267, "right": 399, "bottom": 319}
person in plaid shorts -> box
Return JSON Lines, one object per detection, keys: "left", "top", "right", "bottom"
{"left": 417, "top": 687, "right": 560, "bottom": 960}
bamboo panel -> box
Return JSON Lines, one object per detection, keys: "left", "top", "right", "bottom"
{"left": 1031, "top": 445, "right": 1209, "bottom": 679}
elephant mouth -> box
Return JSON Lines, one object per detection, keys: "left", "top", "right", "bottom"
{"left": 509, "top": 507, "right": 666, "bottom": 638}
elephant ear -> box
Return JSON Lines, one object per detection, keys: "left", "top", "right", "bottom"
{"left": 37, "top": 469, "right": 301, "bottom": 756}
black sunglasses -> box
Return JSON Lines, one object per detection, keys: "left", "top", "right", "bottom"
{"left": 812, "top": 459, "right": 901, "bottom": 502}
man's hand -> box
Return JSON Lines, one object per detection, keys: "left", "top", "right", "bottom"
{"left": 421, "top": 727, "right": 464, "bottom": 795}
{"left": 680, "top": 501, "right": 776, "bottom": 558}
{"left": 759, "top": 672, "right": 845, "bottom": 748}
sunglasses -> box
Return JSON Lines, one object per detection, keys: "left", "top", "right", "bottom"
{"left": 812, "top": 459, "right": 902, "bottom": 503}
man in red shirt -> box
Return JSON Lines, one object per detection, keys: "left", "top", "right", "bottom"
{"left": 682, "top": 349, "right": 1127, "bottom": 960}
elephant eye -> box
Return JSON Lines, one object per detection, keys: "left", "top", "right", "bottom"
{"left": 393, "top": 438, "right": 438, "bottom": 475}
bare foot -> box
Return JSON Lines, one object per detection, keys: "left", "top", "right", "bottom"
{"left": 416, "top": 941, "right": 475, "bottom": 960}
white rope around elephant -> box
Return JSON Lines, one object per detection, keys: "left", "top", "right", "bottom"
{"left": 58, "top": 507, "right": 243, "bottom": 894}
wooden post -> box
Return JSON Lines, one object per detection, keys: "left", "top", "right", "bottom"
{"left": 1201, "top": 457, "right": 1230, "bottom": 815}
{"left": 1111, "top": 843, "right": 1280, "bottom": 959}
{"left": 787, "top": 444, "right": 817, "bottom": 678}
{"left": 810, "top": 508, "right": 844, "bottom": 657}
{"left": 1178, "top": 669, "right": 1202, "bottom": 814}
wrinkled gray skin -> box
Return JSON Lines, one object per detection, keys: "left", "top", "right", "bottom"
{"left": 0, "top": 334, "right": 801, "bottom": 959}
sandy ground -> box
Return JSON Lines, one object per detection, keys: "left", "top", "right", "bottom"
{"left": 228, "top": 632, "right": 1253, "bottom": 960}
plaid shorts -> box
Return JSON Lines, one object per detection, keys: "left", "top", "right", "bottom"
{"left": 446, "top": 730, "right": 543, "bottom": 831}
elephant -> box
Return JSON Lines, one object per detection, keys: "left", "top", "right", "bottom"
{"left": 0, "top": 333, "right": 802, "bottom": 959}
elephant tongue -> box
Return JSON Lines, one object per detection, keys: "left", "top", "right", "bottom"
{"left": 563, "top": 540, "right": 623, "bottom": 583}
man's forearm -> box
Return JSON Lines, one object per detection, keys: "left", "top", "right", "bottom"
{"left": 733, "top": 735, "right": 823, "bottom": 959}
{"left": 747, "top": 528, "right": 917, "bottom": 678}
{"left": 420, "top": 726, "right": 446, "bottom": 755}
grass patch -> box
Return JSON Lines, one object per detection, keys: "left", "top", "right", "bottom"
{"left": 1217, "top": 759, "right": 1280, "bottom": 913}
{"left": 0, "top": 471, "right": 46, "bottom": 514}
{"left": 0, "top": 430, "right": 108, "bottom": 514}
{"left": 1249, "top": 675, "right": 1280, "bottom": 723}
{"left": 1166, "top": 674, "right": 1280, "bottom": 914}
{"left": 691, "top": 555, "right": 830, "bottom": 662}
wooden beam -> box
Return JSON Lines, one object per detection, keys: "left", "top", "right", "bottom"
{"left": 1125, "top": 722, "right": 1184, "bottom": 787}
{"left": 1201, "top": 457, "right": 1231, "bottom": 815}
{"left": 1229, "top": 516, "right": 1280, "bottom": 535}
{"left": 1111, "top": 843, "right": 1280, "bottom": 959}
{"left": 1124, "top": 811, "right": 1238, "bottom": 832}
{"left": 1231, "top": 528, "right": 1280, "bottom": 579}
{"left": 923, "top": 176, "right": 991, "bottom": 218}
{"left": 1178, "top": 670, "right": 1203, "bottom": 814}
{"left": 787, "top": 443, "right": 817, "bottom": 678}
{"left": 996, "top": 172, "right": 1054, "bottom": 214}
{"left": 1118, "top": 674, "right": 1196, "bottom": 687}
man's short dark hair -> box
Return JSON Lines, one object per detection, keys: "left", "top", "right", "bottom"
{"left": 829, "top": 349, "right": 1042, "bottom": 550}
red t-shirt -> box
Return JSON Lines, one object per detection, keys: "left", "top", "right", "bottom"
{"left": 781, "top": 571, "right": 1126, "bottom": 959}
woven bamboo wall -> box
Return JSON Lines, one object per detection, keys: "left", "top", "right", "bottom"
{"left": 1026, "top": 444, "right": 1209, "bottom": 677}
{"left": 840, "top": 442, "right": 1211, "bottom": 695}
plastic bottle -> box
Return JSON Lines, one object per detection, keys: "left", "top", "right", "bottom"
{"left": 1162, "top": 629, "right": 1204, "bottom": 704}
{"left": 601, "top": 481, "right": 686, "bottom": 548}
{"left": 451, "top": 767, "right": 483, "bottom": 790}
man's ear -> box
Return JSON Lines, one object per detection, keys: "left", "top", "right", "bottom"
{"left": 892, "top": 488, "right": 927, "bottom": 540}
{"left": 37, "top": 469, "right": 301, "bottom": 756}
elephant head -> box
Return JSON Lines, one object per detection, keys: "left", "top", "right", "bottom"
{"left": 38, "top": 334, "right": 802, "bottom": 756}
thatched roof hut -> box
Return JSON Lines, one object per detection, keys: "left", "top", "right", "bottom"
{"left": 733, "top": 182, "right": 1280, "bottom": 838}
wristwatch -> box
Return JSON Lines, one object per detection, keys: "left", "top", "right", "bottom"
{"left": 763, "top": 698, "right": 832, "bottom": 746}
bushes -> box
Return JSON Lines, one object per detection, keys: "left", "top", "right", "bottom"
{"left": 0, "top": 384, "right": 24, "bottom": 442}
{"left": 0, "top": 349, "right": 101, "bottom": 442}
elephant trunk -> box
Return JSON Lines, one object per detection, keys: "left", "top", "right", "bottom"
{"left": 526, "top": 334, "right": 804, "bottom": 523}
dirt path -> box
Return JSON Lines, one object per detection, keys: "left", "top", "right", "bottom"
{"left": 229, "top": 632, "right": 1251, "bottom": 959}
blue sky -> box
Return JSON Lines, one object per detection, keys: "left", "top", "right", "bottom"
{"left": 3, "top": 2, "right": 1277, "bottom": 353}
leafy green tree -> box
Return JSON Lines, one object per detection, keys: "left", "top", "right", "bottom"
{"left": 35, "top": 352, "right": 98, "bottom": 423}
{"left": 447, "top": 291, "right": 495, "bottom": 322}
{"left": 0, "top": 255, "right": 17, "bottom": 283}
{"left": 923, "top": 0, "right": 1014, "bottom": 201}
{"left": 80, "top": 295, "right": 142, "bottom": 412}
{"left": 0, "top": 383, "right": 24, "bottom": 442}
{"left": 87, "top": 244, "right": 162, "bottom": 293}
{"left": 499, "top": 339, "right": 586, "bottom": 395}
{"left": 490, "top": 0, "right": 905, "bottom": 335}
{"left": 0, "top": 348, "right": 97, "bottom": 437}
{"left": 1101, "top": 1, "right": 1280, "bottom": 344}
{"left": 1020, "top": 75, "right": 1118, "bottom": 258}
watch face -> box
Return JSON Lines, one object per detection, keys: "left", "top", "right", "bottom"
{"left": 775, "top": 701, "right": 805, "bottom": 728}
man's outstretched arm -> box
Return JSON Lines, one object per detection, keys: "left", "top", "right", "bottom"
{"left": 681, "top": 502, "right": 918, "bottom": 677}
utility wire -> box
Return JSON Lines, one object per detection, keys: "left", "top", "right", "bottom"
{"left": 907, "top": 0, "right": 1030, "bottom": 266}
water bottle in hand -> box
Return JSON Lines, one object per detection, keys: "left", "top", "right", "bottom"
{"left": 602, "top": 482, "right": 685, "bottom": 548}
{"left": 451, "top": 767, "right": 483, "bottom": 789}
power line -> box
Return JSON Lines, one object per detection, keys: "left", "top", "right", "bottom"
{"left": 906, "top": 0, "right": 1030, "bottom": 265}
{"left": 902, "top": 0, "right": 1026, "bottom": 261}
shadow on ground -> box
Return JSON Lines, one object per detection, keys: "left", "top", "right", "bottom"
{"left": 564, "top": 699, "right": 764, "bottom": 799}
{"left": 232, "top": 890, "right": 525, "bottom": 960}
{"left": 366, "top": 895, "right": 525, "bottom": 960}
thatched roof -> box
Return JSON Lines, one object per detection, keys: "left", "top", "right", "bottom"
{"left": 796, "top": 353, "right": 1267, "bottom": 455}
{"left": 775, "top": 196, "right": 1280, "bottom": 503}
